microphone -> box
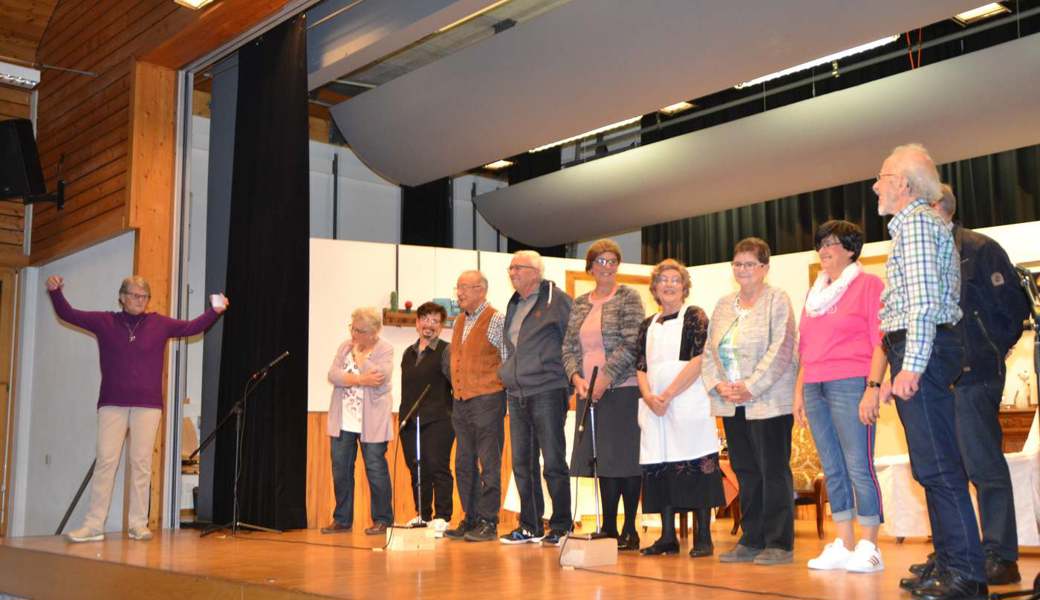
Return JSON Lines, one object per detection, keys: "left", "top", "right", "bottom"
{"left": 577, "top": 366, "right": 599, "bottom": 433}
{"left": 252, "top": 350, "right": 290, "bottom": 379}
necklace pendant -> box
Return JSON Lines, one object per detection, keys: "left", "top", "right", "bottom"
{"left": 129, "top": 335, "right": 135, "bottom": 343}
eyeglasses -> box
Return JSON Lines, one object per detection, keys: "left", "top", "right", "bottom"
{"left": 350, "top": 326, "right": 372, "bottom": 335}
{"left": 122, "top": 292, "right": 150, "bottom": 301}
{"left": 507, "top": 264, "right": 537, "bottom": 272}
{"left": 655, "top": 276, "right": 683, "bottom": 286}
{"left": 818, "top": 238, "right": 843, "bottom": 250}
{"left": 594, "top": 257, "right": 619, "bottom": 267}
{"left": 875, "top": 173, "right": 899, "bottom": 183}
{"left": 455, "top": 284, "right": 484, "bottom": 292}
{"left": 418, "top": 316, "right": 443, "bottom": 325}
{"left": 732, "top": 261, "right": 763, "bottom": 270}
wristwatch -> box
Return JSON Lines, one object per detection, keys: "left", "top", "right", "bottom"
{"left": 866, "top": 380, "right": 882, "bottom": 388}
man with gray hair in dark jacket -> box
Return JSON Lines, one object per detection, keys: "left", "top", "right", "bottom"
{"left": 498, "top": 250, "right": 574, "bottom": 546}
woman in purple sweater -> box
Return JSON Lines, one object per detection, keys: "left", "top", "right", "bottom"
{"left": 47, "top": 274, "right": 227, "bottom": 543}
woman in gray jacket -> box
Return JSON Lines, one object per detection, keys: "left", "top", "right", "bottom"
{"left": 563, "top": 239, "right": 646, "bottom": 550}
{"left": 702, "top": 238, "right": 798, "bottom": 566}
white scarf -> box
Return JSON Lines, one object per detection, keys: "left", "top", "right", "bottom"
{"left": 804, "top": 262, "right": 862, "bottom": 318}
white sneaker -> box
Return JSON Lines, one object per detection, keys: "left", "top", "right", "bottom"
{"left": 807, "top": 538, "right": 852, "bottom": 570}
{"left": 128, "top": 527, "right": 153, "bottom": 541}
{"left": 844, "top": 539, "right": 884, "bottom": 573}
{"left": 66, "top": 527, "right": 104, "bottom": 543}
{"left": 406, "top": 515, "right": 426, "bottom": 527}
{"left": 429, "top": 518, "right": 448, "bottom": 532}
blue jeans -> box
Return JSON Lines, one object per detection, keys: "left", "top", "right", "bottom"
{"left": 452, "top": 392, "right": 506, "bottom": 524}
{"left": 330, "top": 431, "right": 393, "bottom": 527}
{"left": 886, "top": 327, "right": 985, "bottom": 582}
{"left": 955, "top": 378, "right": 1017, "bottom": 560}
{"left": 507, "top": 388, "right": 572, "bottom": 532}
{"left": 803, "top": 376, "right": 884, "bottom": 526}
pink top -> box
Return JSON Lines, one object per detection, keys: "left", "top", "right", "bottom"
{"left": 580, "top": 287, "right": 637, "bottom": 388}
{"left": 798, "top": 272, "right": 884, "bottom": 384}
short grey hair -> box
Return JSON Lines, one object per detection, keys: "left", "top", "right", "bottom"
{"left": 890, "top": 143, "right": 942, "bottom": 202}
{"left": 119, "top": 275, "right": 151, "bottom": 297}
{"left": 934, "top": 183, "right": 956, "bottom": 218}
{"left": 458, "top": 270, "right": 488, "bottom": 289}
{"left": 351, "top": 306, "right": 382, "bottom": 333}
{"left": 513, "top": 250, "right": 544, "bottom": 277}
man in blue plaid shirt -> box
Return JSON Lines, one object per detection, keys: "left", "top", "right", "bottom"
{"left": 874, "top": 144, "right": 986, "bottom": 600}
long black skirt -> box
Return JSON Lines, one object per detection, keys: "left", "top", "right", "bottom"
{"left": 641, "top": 453, "right": 727, "bottom": 513}
{"left": 570, "top": 385, "right": 641, "bottom": 478}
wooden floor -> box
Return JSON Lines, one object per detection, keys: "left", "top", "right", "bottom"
{"left": 1, "top": 520, "right": 1037, "bottom": 600}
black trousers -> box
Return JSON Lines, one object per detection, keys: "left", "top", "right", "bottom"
{"left": 452, "top": 391, "right": 506, "bottom": 524}
{"left": 723, "top": 407, "right": 795, "bottom": 551}
{"left": 400, "top": 417, "right": 456, "bottom": 522}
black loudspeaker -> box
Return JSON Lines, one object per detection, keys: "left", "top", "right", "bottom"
{"left": 0, "top": 118, "right": 46, "bottom": 200}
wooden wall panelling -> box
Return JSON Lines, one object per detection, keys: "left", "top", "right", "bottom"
{"left": 0, "top": 85, "right": 30, "bottom": 261}
{"left": 0, "top": 0, "right": 59, "bottom": 64}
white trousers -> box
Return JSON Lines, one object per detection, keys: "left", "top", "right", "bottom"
{"left": 81, "top": 406, "right": 162, "bottom": 531}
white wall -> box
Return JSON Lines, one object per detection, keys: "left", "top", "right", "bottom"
{"left": 308, "top": 220, "right": 1040, "bottom": 456}
{"left": 575, "top": 230, "right": 642, "bottom": 264}
{"left": 9, "top": 232, "right": 136, "bottom": 536}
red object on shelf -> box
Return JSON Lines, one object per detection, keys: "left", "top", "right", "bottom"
{"left": 404, "top": 300, "right": 413, "bottom": 311}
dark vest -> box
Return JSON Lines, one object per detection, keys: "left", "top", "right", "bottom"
{"left": 400, "top": 340, "right": 453, "bottom": 424}
{"left": 450, "top": 307, "right": 504, "bottom": 400}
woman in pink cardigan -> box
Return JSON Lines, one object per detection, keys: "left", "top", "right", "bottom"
{"left": 322, "top": 306, "right": 394, "bottom": 536}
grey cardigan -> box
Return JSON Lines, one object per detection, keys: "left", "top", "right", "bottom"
{"left": 562, "top": 284, "right": 645, "bottom": 387}
{"left": 701, "top": 285, "right": 798, "bottom": 420}
{"left": 326, "top": 337, "right": 394, "bottom": 442}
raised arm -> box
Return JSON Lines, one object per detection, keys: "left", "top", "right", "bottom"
{"left": 46, "top": 276, "right": 108, "bottom": 333}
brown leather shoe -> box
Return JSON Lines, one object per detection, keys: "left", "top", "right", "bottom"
{"left": 364, "top": 522, "right": 388, "bottom": 536}
{"left": 320, "top": 521, "right": 352, "bottom": 534}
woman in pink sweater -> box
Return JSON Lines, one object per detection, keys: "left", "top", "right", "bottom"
{"left": 794, "top": 221, "right": 886, "bottom": 573}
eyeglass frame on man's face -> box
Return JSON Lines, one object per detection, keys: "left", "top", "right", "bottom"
{"left": 507, "top": 264, "right": 537, "bottom": 272}
{"left": 455, "top": 283, "right": 484, "bottom": 293}
{"left": 875, "top": 172, "right": 900, "bottom": 183}
{"left": 731, "top": 261, "right": 764, "bottom": 270}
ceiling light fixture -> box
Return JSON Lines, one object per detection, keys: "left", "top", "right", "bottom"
{"left": 529, "top": 116, "right": 642, "bottom": 153}
{"left": 0, "top": 61, "right": 41, "bottom": 89}
{"left": 659, "top": 101, "right": 695, "bottom": 115}
{"left": 483, "top": 159, "right": 514, "bottom": 170}
{"left": 734, "top": 35, "right": 899, "bottom": 89}
{"left": 174, "top": 0, "right": 217, "bottom": 9}
{"left": 953, "top": 3, "right": 1010, "bottom": 26}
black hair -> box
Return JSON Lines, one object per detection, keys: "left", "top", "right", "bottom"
{"left": 814, "top": 220, "right": 864, "bottom": 261}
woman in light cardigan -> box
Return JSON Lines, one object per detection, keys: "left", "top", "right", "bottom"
{"left": 702, "top": 237, "right": 798, "bottom": 566}
{"left": 323, "top": 306, "right": 395, "bottom": 536}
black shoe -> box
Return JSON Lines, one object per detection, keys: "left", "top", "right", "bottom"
{"left": 639, "top": 539, "right": 679, "bottom": 556}
{"left": 541, "top": 529, "right": 568, "bottom": 547}
{"left": 463, "top": 520, "right": 498, "bottom": 542}
{"left": 617, "top": 531, "right": 640, "bottom": 551}
{"left": 901, "top": 561, "right": 943, "bottom": 591}
{"left": 689, "top": 541, "right": 714, "bottom": 558}
{"left": 985, "top": 555, "right": 1021, "bottom": 585}
{"left": 911, "top": 572, "right": 987, "bottom": 600}
{"left": 444, "top": 520, "right": 474, "bottom": 540}
{"left": 364, "top": 522, "right": 388, "bottom": 536}
{"left": 910, "top": 553, "right": 936, "bottom": 576}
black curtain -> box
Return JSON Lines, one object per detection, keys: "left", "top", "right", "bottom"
{"left": 401, "top": 177, "right": 452, "bottom": 247}
{"left": 506, "top": 147, "right": 567, "bottom": 257}
{"left": 213, "top": 16, "right": 309, "bottom": 529}
{"left": 642, "top": 144, "right": 1040, "bottom": 267}
{"left": 640, "top": 9, "right": 1040, "bottom": 267}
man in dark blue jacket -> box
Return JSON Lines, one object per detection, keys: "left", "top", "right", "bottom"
{"left": 933, "top": 184, "right": 1031, "bottom": 585}
{"left": 498, "top": 250, "right": 574, "bottom": 546}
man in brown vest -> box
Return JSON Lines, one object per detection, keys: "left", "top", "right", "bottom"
{"left": 445, "top": 270, "right": 507, "bottom": 542}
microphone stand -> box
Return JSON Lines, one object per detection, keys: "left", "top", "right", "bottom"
{"left": 397, "top": 384, "right": 431, "bottom": 527}
{"left": 197, "top": 351, "right": 289, "bottom": 537}
{"left": 573, "top": 366, "right": 609, "bottom": 539}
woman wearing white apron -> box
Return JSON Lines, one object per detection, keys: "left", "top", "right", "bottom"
{"left": 636, "top": 259, "right": 726, "bottom": 557}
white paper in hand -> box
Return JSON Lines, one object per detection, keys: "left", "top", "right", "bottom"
{"left": 210, "top": 294, "right": 227, "bottom": 310}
